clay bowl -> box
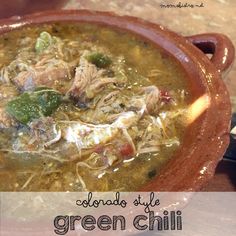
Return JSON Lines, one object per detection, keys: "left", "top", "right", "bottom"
{"left": 0, "top": 10, "right": 234, "bottom": 191}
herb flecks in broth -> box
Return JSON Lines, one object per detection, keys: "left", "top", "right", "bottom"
{"left": 0, "top": 23, "right": 189, "bottom": 191}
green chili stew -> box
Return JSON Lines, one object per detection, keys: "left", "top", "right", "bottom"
{"left": 0, "top": 23, "right": 190, "bottom": 191}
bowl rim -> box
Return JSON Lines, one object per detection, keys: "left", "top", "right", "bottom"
{"left": 0, "top": 9, "right": 232, "bottom": 191}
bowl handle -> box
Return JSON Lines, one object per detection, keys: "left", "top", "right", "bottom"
{"left": 186, "top": 33, "right": 235, "bottom": 76}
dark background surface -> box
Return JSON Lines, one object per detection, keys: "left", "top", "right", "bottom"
{"left": 0, "top": 0, "right": 67, "bottom": 19}
{"left": 0, "top": 0, "right": 235, "bottom": 191}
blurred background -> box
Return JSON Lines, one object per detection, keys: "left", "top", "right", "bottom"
{"left": 0, "top": 0, "right": 235, "bottom": 190}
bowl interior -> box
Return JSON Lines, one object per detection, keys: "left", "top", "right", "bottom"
{"left": 0, "top": 10, "right": 231, "bottom": 191}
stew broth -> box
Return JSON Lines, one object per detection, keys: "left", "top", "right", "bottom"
{"left": 0, "top": 23, "right": 190, "bottom": 191}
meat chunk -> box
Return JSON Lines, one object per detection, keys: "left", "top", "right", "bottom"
{"left": 0, "top": 106, "right": 16, "bottom": 129}
{"left": 68, "top": 56, "right": 117, "bottom": 103}
{"left": 68, "top": 57, "right": 100, "bottom": 98}
{"left": 29, "top": 117, "right": 61, "bottom": 148}
{"left": 126, "top": 86, "right": 161, "bottom": 115}
{"left": 11, "top": 59, "right": 77, "bottom": 93}
{"left": 142, "top": 86, "right": 161, "bottom": 114}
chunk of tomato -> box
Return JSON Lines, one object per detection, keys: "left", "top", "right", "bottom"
{"left": 160, "top": 90, "right": 172, "bottom": 103}
{"left": 119, "top": 143, "right": 134, "bottom": 158}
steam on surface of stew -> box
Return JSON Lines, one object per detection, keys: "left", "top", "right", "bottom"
{"left": 0, "top": 23, "right": 189, "bottom": 191}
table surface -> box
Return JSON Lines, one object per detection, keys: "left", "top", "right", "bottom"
{"left": 64, "top": 0, "right": 236, "bottom": 191}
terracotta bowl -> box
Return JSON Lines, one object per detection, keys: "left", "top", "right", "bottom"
{"left": 0, "top": 10, "right": 234, "bottom": 191}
